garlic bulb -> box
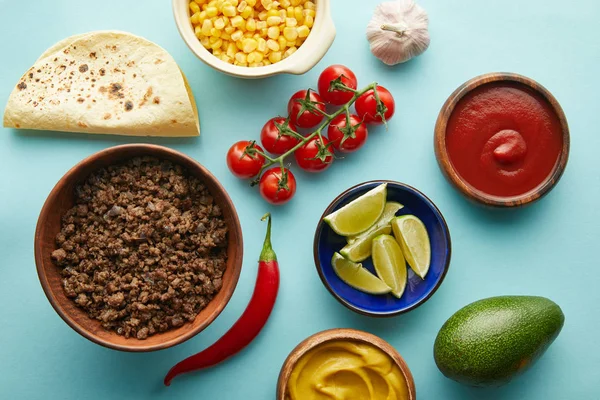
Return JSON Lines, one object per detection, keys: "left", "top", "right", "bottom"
{"left": 367, "top": 0, "right": 430, "bottom": 65}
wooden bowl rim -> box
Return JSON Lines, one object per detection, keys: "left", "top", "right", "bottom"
{"left": 276, "top": 328, "right": 416, "bottom": 400}
{"left": 34, "top": 144, "right": 243, "bottom": 352}
{"left": 313, "top": 180, "right": 451, "bottom": 317}
{"left": 434, "top": 72, "right": 570, "bottom": 208}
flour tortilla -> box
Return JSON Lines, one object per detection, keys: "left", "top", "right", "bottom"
{"left": 4, "top": 31, "right": 199, "bottom": 137}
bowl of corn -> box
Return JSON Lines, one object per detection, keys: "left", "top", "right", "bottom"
{"left": 173, "top": 0, "right": 335, "bottom": 78}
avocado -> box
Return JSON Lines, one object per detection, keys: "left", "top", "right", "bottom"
{"left": 433, "top": 296, "right": 564, "bottom": 387}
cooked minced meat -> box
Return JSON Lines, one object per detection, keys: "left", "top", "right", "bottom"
{"left": 51, "top": 157, "right": 228, "bottom": 340}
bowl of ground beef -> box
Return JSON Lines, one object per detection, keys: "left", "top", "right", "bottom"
{"left": 34, "top": 144, "right": 243, "bottom": 352}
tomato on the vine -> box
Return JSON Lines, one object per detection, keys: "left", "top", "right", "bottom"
{"left": 327, "top": 113, "right": 368, "bottom": 153}
{"left": 259, "top": 167, "right": 297, "bottom": 205}
{"left": 318, "top": 65, "right": 358, "bottom": 105}
{"left": 226, "top": 140, "right": 265, "bottom": 179}
{"left": 260, "top": 117, "right": 301, "bottom": 156}
{"left": 287, "top": 89, "right": 326, "bottom": 129}
{"left": 355, "top": 86, "right": 395, "bottom": 125}
{"left": 294, "top": 136, "right": 334, "bottom": 172}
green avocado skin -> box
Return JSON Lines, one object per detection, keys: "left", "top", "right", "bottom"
{"left": 433, "top": 296, "right": 565, "bottom": 387}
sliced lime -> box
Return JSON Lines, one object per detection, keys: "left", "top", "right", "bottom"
{"left": 323, "top": 183, "right": 387, "bottom": 236}
{"left": 332, "top": 253, "right": 391, "bottom": 295}
{"left": 392, "top": 215, "right": 431, "bottom": 279}
{"left": 347, "top": 202, "right": 404, "bottom": 244}
{"left": 341, "top": 225, "right": 392, "bottom": 262}
{"left": 372, "top": 235, "right": 407, "bottom": 298}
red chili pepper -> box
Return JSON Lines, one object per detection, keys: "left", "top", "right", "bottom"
{"left": 164, "top": 213, "right": 279, "bottom": 386}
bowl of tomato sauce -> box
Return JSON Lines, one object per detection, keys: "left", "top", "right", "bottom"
{"left": 434, "top": 73, "right": 570, "bottom": 207}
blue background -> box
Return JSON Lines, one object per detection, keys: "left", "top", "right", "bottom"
{"left": 0, "top": 0, "right": 598, "bottom": 399}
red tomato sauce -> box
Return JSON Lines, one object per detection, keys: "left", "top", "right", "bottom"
{"left": 445, "top": 82, "right": 563, "bottom": 197}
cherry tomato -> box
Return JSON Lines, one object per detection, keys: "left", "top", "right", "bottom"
{"left": 294, "top": 136, "right": 334, "bottom": 173}
{"left": 226, "top": 140, "right": 265, "bottom": 179}
{"left": 260, "top": 117, "right": 301, "bottom": 156}
{"left": 318, "top": 65, "right": 358, "bottom": 105}
{"left": 287, "top": 89, "right": 326, "bottom": 129}
{"left": 327, "top": 114, "right": 368, "bottom": 153}
{"left": 259, "top": 167, "right": 297, "bottom": 205}
{"left": 355, "top": 86, "right": 395, "bottom": 125}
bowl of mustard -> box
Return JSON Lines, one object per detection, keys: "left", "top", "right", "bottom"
{"left": 276, "top": 328, "right": 416, "bottom": 400}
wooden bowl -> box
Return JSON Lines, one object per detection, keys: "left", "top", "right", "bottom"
{"left": 434, "top": 73, "right": 570, "bottom": 207}
{"left": 276, "top": 328, "right": 417, "bottom": 400}
{"left": 34, "top": 144, "right": 243, "bottom": 352}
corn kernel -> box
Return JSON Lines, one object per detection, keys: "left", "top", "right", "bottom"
{"left": 226, "top": 43, "right": 237, "bottom": 57}
{"left": 237, "top": 0, "right": 247, "bottom": 11}
{"left": 285, "top": 17, "right": 297, "bottom": 27}
{"left": 206, "top": 6, "right": 218, "bottom": 17}
{"left": 213, "top": 49, "right": 222, "bottom": 56}
{"left": 195, "top": 0, "right": 207, "bottom": 4}
{"left": 194, "top": 25, "right": 203, "bottom": 38}
{"left": 258, "top": 10, "right": 268, "bottom": 20}
{"left": 191, "top": 12, "right": 201, "bottom": 24}
{"left": 201, "top": 19, "right": 213, "bottom": 35}
{"left": 283, "top": 26, "right": 298, "bottom": 41}
{"left": 283, "top": 46, "right": 297, "bottom": 58}
{"left": 211, "top": 38, "right": 223, "bottom": 49}
{"left": 304, "top": 14, "right": 313, "bottom": 28}
{"left": 257, "top": 21, "right": 267, "bottom": 29}
{"left": 286, "top": 6, "right": 294, "bottom": 17}
{"left": 225, "top": 26, "right": 235, "bottom": 34}
{"left": 211, "top": 27, "right": 223, "bottom": 37}
{"left": 223, "top": 4, "right": 237, "bottom": 17}
{"left": 240, "top": 6, "right": 252, "bottom": 18}
{"left": 235, "top": 52, "right": 248, "bottom": 63}
{"left": 303, "top": 8, "right": 315, "bottom": 18}
{"left": 199, "top": 10, "right": 208, "bottom": 22}
{"left": 266, "top": 39, "right": 280, "bottom": 51}
{"left": 278, "top": 10, "right": 286, "bottom": 20}
{"left": 261, "top": 0, "right": 272, "bottom": 8}
{"left": 246, "top": 0, "right": 256, "bottom": 5}
{"left": 263, "top": 59, "right": 272, "bottom": 66}
{"left": 248, "top": 51, "right": 264, "bottom": 63}
{"left": 229, "top": 0, "right": 239, "bottom": 5}
{"left": 267, "top": 9, "right": 279, "bottom": 17}
{"left": 231, "top": 30, "right": 244, "bottom": 41}
{"left": 257, "top": 37, "right": 267, "bottom": 52}
{"left": 267, "top": 16, "right": 281, "bottom": 26}
{"left": 245, "top": 17, "right": 256, "bottom": 31}
{"left": 297, "top": 24, "right": 309, "bottom": 38}
{"left": 269, "top": 51, "right": 282, "bottom": 63}
{"left": 294, "top": 6, "right": 303, "bottom": 21}
{"left": 281, "top": 0, "right": 291, "bottom": 7}
{"left": 242, "top": 38, "right": 258, "bottom": 53}
{"left": 236, "top": 40, "right": 244, "bottom": 50}
{"left": 267, "top": 26, "right": 280, "bottom": 39}
{"left": 290, "top": 0, "right": 301, "bottom": 5}
{"left": 190, "top": 2, "right": 201, "bottom": 13}
{"left": 277, "top": 36, "right": 287, "bottom": 49}
{"left": 304, "top": 1, "right": 315, "bottom": 10}
{"left": 230, "top": 15, "right": 244, "bottom": 27}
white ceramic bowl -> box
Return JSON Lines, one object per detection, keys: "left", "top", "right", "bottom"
{"left": 173, "top": 0, "right": 336, "bottom": 79}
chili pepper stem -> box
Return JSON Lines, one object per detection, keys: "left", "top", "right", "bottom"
{"left": 260, "top": 213, "right": 277, "bottom": 263}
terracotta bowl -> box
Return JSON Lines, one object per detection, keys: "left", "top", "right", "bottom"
{"left": 276, "top": 328, "right": 416, "bottom": 400}
{"left": 434, "top": 72, "right": 570, "bottom": 207}
{"left": 34, "top": 144, "right": 243, "bottom": 352}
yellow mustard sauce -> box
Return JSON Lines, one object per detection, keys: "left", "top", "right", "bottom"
{"left": 287, "top": 340, "right": 409, "bottom": 400}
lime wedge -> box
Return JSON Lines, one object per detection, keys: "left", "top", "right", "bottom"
{"left": 324, "top": 183, "right": 387, "bottom": 236}
{"left": 341, "top": 225, "right": 391, "bottom": 262}
{"left": 332, "top": 253, "right": 392, "bottom": 295}
{"left": 347, "top": 202, "right": 404, "bottom": 244}
{"left": 372, "top": 235, "right": 407, "bottom": 298}
{"left": 391, "top": 215, "right": 431, "bottom": 279}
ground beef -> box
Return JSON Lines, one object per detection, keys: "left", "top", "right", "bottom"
{"left": 51, "top": 157, "right": 228, "bottom": 340}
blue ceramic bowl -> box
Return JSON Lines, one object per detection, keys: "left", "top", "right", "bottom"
{"left": 313, "top": 181, "right": 451, "bottom": 316}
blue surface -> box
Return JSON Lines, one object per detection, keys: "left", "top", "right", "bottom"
{"left": 1, "top": 0, "right": 599, "bottom": 399}
{"left": 315, "top": 181, "right": 451, "bottom": 316}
